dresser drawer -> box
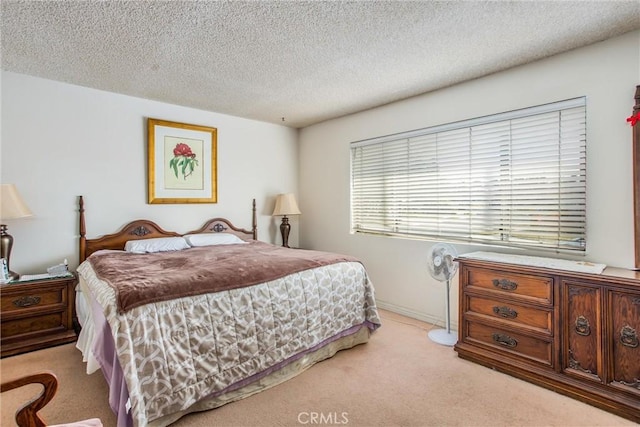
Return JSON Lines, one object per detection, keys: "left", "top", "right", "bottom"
{"left": 1, "top": 311, "right": 67, "bottom": 341}
{"left": 1, "top": 286, "right": 66, "bottom": 314}
{"left": 464, "top": 267, "right": 553, "bottom": 305}
{"left": 465, "top": 295, "right": 552, "bottom": 335}
{"left": 465, "top": 321, "right": 553, "bottom": 366}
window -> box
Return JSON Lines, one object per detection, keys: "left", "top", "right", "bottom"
{"left": 350, "top": 98, "right": 587, "bottom": 252}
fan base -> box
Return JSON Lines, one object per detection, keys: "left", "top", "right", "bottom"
{"left": 428, "top": 329, "right": 458, "bottom": 346}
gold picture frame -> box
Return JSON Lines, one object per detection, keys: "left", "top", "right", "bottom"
{"left": 147, "top": 118, "right": 217, "bottom": 204}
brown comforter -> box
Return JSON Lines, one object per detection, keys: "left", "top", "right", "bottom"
{"left": 88, "top": 241, "right": 360, "bottom": 312}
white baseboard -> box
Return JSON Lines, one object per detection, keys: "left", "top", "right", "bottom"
{"left": 375, "top": 299, "right": 459, "bottom": 330}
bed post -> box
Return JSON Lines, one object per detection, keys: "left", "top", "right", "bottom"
{"left": 79, "top": 196, "right": 86, "bottom": 264}
{"left": 252, "top": 198, "right": 257, "bottom": 240}
{"left": 634, "top": 86, "right": 640, "bottom": 269}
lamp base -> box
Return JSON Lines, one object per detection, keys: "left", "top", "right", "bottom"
{"left": 279, "top": 216, "right": 291, "bottom": 248}
{"left": 1, "top": 224, "right": 17, "bottom": 281}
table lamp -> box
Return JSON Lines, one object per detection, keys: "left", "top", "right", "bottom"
{"left": 1, "top": 184, "right": 33, "bottom": 281}
{"left": 272, "top": 193, "right": 301, "bottom": 248}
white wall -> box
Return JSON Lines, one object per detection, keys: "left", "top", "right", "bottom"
{"left": 3, "top": 31, "right": 638, "bottom": 326}
{"left": 299, "top": 31, "right": 640, "bottom": 326}
{"left": 1, "top": 72, "right": 300, "bottom": 273}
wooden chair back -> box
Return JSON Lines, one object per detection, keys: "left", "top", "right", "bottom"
{"left": 1, "top": 371, "right": 58, "bottom": 427}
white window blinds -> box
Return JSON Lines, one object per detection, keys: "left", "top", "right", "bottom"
{"left": 350, "top": 98, "right": 587, "bottom": 252}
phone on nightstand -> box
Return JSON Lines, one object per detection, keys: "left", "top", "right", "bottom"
{"left": 46, "top": 259, "right": 69, "bottom": 276}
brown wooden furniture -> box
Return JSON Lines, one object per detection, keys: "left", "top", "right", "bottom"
{"left": 455, "top": 256, "right": 640, "bottom": 423}
{"left": 632, "top": 85, "right": 640, "bottom": 269}
{"left": 77, "top": 196, "right": 257, "bottom": 263}
{"left": 1, "top": 275, "right": 77, "bottom": 358}
{"left": 1, "top": 371, "right": 58, "bottom": 427}
{"left": 1, "top": 370, "right": 103, "bottom": 427}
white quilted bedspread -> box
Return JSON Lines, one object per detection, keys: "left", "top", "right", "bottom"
{"left": 78, "top": 260, "right": 380, "bottom": 427}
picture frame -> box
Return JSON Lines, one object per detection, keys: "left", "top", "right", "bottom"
{"left": 147, "top": 118, "right": 217, "bottom": 204}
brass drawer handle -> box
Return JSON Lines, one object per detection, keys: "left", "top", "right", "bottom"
{"left": 620, "top": 325, "right": 639, "bottom": 348}
{"left": 492, "top": 278, "right": 518, "bottom": 291}
{"left": 12, "top": 296, "right": 42, "bottom": 308}
{"left": 492, "top": 306, "right": 518, "bottom": 319}
{"left": 575, "top": 315, "right": 591, "bottom": 336}
{"left": 492, "top": 333, "right": 518, "bottom": 348}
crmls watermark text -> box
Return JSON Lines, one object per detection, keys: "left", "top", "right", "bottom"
{"left": 297, "top": 412, "right": 349, "bottom": 425}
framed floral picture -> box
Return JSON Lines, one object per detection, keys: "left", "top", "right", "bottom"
{"left": 147, "top": 118, "right": 217, "bottom": 204}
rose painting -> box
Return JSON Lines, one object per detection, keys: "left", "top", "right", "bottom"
{"left": 170, "top": 142, "right": 198, "bottom": 180}
{"left": 148, "top": 118, "right": 217, "bottom": 204}
{"left": 163, "top": 136, "right": 204, "bottom": 190}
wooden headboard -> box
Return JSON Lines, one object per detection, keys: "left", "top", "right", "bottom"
{"left": 78, "top": 196, "right": 257, "bottom": 263}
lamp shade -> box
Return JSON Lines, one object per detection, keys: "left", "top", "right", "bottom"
{"left": 0, "top": 184, "right": 33, "bottom": 220}
{"left": 272, "top": 193, "right": 301, "bottom": 216}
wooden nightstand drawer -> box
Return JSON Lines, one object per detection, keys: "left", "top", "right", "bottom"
{"left": 2, "top": 311, "right": 67, "bottom": 341}
{"left": 465, "top": 294, "right": 552, "bottom": 335}
{"left": 464, "top": 267, "right": 553, "bottom": 305}
{"left": 1, "top": 286, "right": 66, "bottom": 314}
{"left": 0, "top": 275, "right": 77, "bottom": 358}
{"left": 465, "top": 321, "right": 553, "bottom": 367}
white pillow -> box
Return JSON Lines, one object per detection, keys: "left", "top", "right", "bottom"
{"left": 124, "top": 237, "right": 190, "bottom": 254}
{"left": 184, "top": 233, "right": 247, "bottom": 247}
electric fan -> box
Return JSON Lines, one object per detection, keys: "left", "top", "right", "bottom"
{"left": 426, "top": 242, "right": 459, "bottom": 346}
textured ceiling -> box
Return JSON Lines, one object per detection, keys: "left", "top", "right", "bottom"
{"left": 2, "top": 1, "right": 640, "bottom": 128}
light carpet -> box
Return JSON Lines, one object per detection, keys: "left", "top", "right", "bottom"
{"left": 1, "top": 310, "right": 634, "bottom": 426}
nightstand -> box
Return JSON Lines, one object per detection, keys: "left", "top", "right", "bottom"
{"left": 1, "top": 274, "right": 77, "bottom": 358}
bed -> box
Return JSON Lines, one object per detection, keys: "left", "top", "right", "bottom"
{"left": 74, "top": 197, "right": 381, "bottom": 427}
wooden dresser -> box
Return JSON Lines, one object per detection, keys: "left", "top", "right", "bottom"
{"left": 454, "top": 255, "right": 640, "bottom": 423}
{"left": 1, "top": 274, "right": 77, "bottom": 358}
